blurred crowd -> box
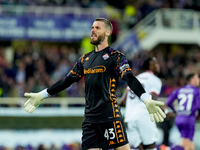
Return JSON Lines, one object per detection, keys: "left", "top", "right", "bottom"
{"left": 0, "top": 0, "right": 200, "bottom": 99}
{"left": 1, "top": 0, "right": 200, "bottom": 10}
{"left": 0, "top": 142, "right": 80, "bottom": 150}
{"left": 0, "top": 41, "right": 200, "bottom": 99}
{"left": 0, "top": 41, "right": 86, "bottom": 98}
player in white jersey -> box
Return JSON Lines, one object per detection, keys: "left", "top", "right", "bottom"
{"left": 121, "top": 57, "right": 162, "bottom": 150}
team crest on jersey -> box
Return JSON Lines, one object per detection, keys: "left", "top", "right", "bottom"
{"left": 103, "top": 53, "right": 109, "bottom": 60}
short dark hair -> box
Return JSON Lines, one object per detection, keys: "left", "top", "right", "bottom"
{"left": 95, "top": 18, "right": 113, "bottom": 34}
{"left": 186, "top": 73, "right": 195, "bottom": 82}
{"left": 142, "top": 57, "right": 154, "bottom": 70}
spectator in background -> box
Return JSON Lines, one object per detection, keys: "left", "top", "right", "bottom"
{"left": 183, "top": 0, "right": 200, "bottom": 11}
{"left": 38, "top": 144, "right": 47, "bottom": 150}
{"left": 80, "top": 36, "right": 94, "bottom": 55}
{"left": 0, "top": 42, "right": 199, "bottom": 100}
{"left": 16, "top": 61, "right": 26, "bottom": 84}
{"left": 123, "top": 0, "right": 140, "bottom": 29}
{"left": 139, "top": 0, "right": 158, "bottom": 19}
{"left": 110, "top": 18, "right": 119, "bottom": 43}
{"left": 24, "top": 54, "right": 35, "bottom": 82}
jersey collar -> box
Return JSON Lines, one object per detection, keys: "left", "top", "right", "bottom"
{"left": 146, "top": 70, "right": 154, "bottom": 74}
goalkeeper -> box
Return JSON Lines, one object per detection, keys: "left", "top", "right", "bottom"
{"left": 24, "top": 18, "right": 166, "bottom": 150}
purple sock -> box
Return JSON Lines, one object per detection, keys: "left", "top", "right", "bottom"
{"left": 171, "top": 145, "right": 184, "bottom": 150}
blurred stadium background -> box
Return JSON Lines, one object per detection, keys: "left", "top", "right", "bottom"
{"left": 0, "top": 0, "right": 200, "bottom": 149}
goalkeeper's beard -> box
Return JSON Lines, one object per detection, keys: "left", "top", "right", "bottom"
{"left": 90, "top": 33, "right": 106, "bottom": 46}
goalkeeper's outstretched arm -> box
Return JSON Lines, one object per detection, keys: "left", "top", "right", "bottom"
{"left": 122, "top": 73, "right": 166, "bottom": 122}
{"left": 24, "top": 75, "right": 76, "bottom": 113}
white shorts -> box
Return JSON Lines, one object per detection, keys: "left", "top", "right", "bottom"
{"left": 126, "top": 113, "right": 158, "bottom": 148}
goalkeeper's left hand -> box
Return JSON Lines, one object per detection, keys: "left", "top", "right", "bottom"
{"left": 141, "top": 93, "right": 166, "bottom": 122}
{"left": 24, "top": 92, "right": 43, "bottom": 113}
{"left": 24, "top": 89, "right": 50, "bottom": 113}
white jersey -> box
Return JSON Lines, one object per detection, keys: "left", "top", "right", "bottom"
{"left": 124, "top": 71, "right": 162, "bottom": 122}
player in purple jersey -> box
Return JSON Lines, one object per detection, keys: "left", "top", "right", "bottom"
{"left": 23, "top": 18, "right": 166, "bottom": 150}
{"left": 166, "top": 73, "right": 200, "bottom": 150}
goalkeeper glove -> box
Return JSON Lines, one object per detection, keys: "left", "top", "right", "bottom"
{"left": 24, "top": 89, "right": 50, "bottom": 113}
{"left": 140, "top": 93, "right": 166, "bottom": 122}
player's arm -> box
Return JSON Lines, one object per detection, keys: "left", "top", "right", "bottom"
{"left": 122, "top": 73, "right": 166, "bottom": 122}
{"left": 115, "top": 52, "right": 166, "bottom": 122}
{"left": 150, "top": 77, "right": 162, "bottom": 101}
{"left": 47, "top": 70, "right": 81, "bottom": 95}
{"left": 24, "top": 58, "right": 84, "bottom": 113}
{"left": 152, "top": 91, "right": 163, "bottom": 108}
{"left": 165, "top": 104, "right": 176, "bottom": 114}
{"left": 165, "top": 90, "right": 177, "bottom": 114}
{"left": 151, "top": 92, "right": 158, "bottom": 100}
{"left": 122, "top": 73, "right": 145, "bottom": 98}
{"left": 121, "top": 87, "right": 159, "bottom": 107}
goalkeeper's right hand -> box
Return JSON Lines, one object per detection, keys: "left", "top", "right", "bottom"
{"left": 144, "top": 98, "right": 166, "bottom": 122}
{"left": 24, "top": 89, "right": 49, "bottom": 113}
{"left": 140, "top": 93, "right": 166, "bottom": 122}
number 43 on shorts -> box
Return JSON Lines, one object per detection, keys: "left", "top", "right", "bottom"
{"left": 104, "top": 128, "right": 115, "bottom": 140}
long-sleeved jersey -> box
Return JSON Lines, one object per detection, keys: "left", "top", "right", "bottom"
{"left": 166, "top": 84, "right": 200, "bottom": 141}
{"left": 166, "top": 84, "right": 200, "bottom": 118}
{"left": 47, "top": 46, "right": 145, "bottom": 122}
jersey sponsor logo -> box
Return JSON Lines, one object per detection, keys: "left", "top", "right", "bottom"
{"left": 84, "top": 65, "right": 106, "bottom": 74}
{"left": 103, "top": 53, "right": 109, "bottom": 60}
